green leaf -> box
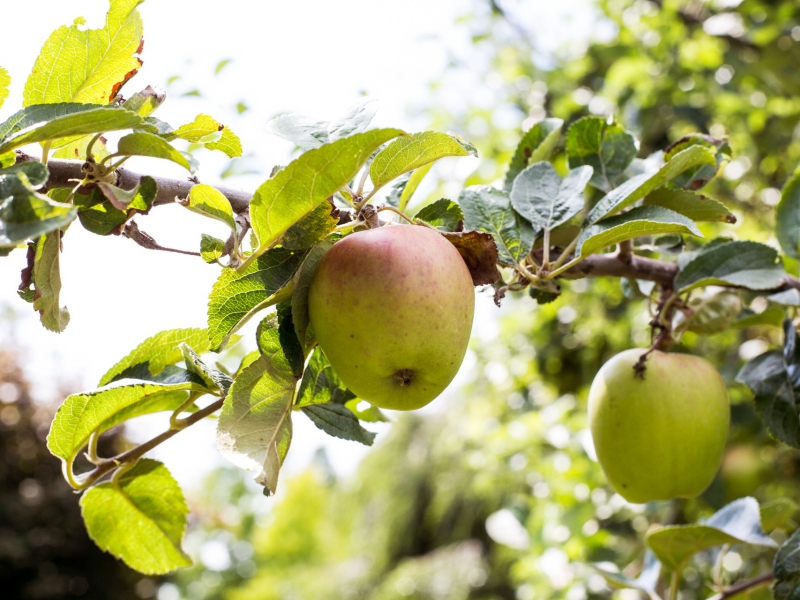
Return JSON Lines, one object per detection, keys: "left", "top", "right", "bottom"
{"left": 459, "top": 185, "right": 534, "bottom": 265}
{"left": 642, "top": 188, "right": 736, "bottom": 223}
{"left": 674, "top": 240, "right": 787, "bottom": 292}
{"left": 24, "top": 0, "right": 144, "bottom": 106}
{"left": 370, "top": 131, "right": 476, "bottom": 192}
{"left": 397, "top": 164, "right": 433, "bottom": 212}
{"left": 646, "top": 497, "right": 776, "bottom": 570}
{"left": 0, "top": 105, "right": 148, "bottom": 155}
{"left": 200, "top": 234, "right": 225, "bottom": 264}
{"left": 77, "top": 196, "right": 128, "bottom": 235}
{"left": 117, "top": 132, "right": 195, "bottom": 172}
{"left": 733, "top": 306, "right": 785, "bottom": 329}
{"left": 593, "top": 552, "right": 661, "bottom": 599}
{"left": 207, "top": 248, "right": 306, "bottom": 351}
{"left": 99, "top": 327, "right": 210, "bottom": 386}
{"left": 30, "top": 233, "right": 70, "bottom": 332}
{"left": 80, "top": 459, "right": 191, "bottom": 575}
{"left": 249, "top": 128, "right": 404, "bottom": 256}
{"left": 761, "top": 498, "right": 798, "bottom": 532}
{"left": 296, "top": 349, "right": 356, "bottom": 407}
{"left": 414, "top": 198, "right": 464, "bottom": 231}
{"left": 663, "top": 134, "right": 731, "bottom": 191}
{"left": 180, "top": 344, "right": 232, "bottom": 395}
{"left": 0, "top": 175, "right": 77, "bottom": 243}
{"left": 774, "top": 528, "right": 800, "bottom": 600}
{"left": 776, "top": 171, "right": 800, "bottom": 260}
{"left": 0, "top": 66, "right": 9, "bottom": 111}
{"left": 168, "top": 114, "right": 242, "bottom": 158}
{"left": 216, "top": 322, "right": 298, "bottom": 495}
{"left": 184, "top": 184, "right": 236, "bottom": 231}
{"left": 504, "top": 118, "right": 563, "bottom": 192}
{"left": 529, "top": 287, "right": 560, "bottom": 305}
{"left": 737, "top": 319, "right": 800, "bottom": 448}
{"left": 48, "top": 380, "right": 206, "bottom": 463}
{"left": 0, "top": 162, "right": 49, "bottom": 186}
{"left": 281, "top": 200, "right": 338, "bottom": 251}
{"left": 122, "top": 86, "right": 167, "bottom": 117}
{"left": 511, "top": 162, "right": 593, "bottom": 230}
{"left": 672, "top": 289, "right": 741, "bottom": 336}
{"left": 566, "top": 116, "right": 638, "bottom": 192}
{"left": 585, "top": 145, "right": 717, "bottom": 224}
{"left": 97, "top": 175, "right": 156, "bottom": 212}
{"left": 265, "top": 306, "right": 304, "bottom": 378}
{"left": 577, "top": 206, "right": 703, "bottom": 257}
{"left": 301, "top": 403, "right": 376, "bottom": 446}
{"left": 292, "top": 240, "right": 334, "bottom": 352}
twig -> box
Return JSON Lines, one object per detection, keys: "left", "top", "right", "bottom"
{"left": 71, "top": 397, "right": 225, "bottom": 489}
{"left": 707, "top": 572, "right": 773, "bottom": 600}
{"left": 123, "top": 221, "right": 201, "bottom": 256}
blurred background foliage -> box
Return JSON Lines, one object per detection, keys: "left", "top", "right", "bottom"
{"left": 5, "top": 0, "right": 800, "bottom": 598}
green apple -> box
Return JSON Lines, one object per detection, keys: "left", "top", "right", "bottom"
{"left": 588, "top": 349, "right": 730, "bottom": 503}
{"left": 307, "top": 224, "right": 475, "bottom": 411}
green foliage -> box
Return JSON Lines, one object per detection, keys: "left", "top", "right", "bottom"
{"left": 566, "top": 116, "right": 637, "bottom": 192}
{"left": 23, "top": 0, "right": 144, "bottom": 106}
{"left": 369, "top": 131, "right": 477, "bottom": 191}
{"left": 207, "top": 248, "right": 306, "bottom": 351}
{"left": 510, "top": 162, "right": 593, "bottom": 230}
{"left": 675, "top": 241, "right": 787, "bottom": 292}
{"left": 216, "top": 320, "right": 297, "bottom": 495}
{"left": 249, "top": 129, "right": 404, "bottom": 256}
{"left": 737, "top": 319, "right": 800, "bottom": 449}
{"left": 80, "top": 459, "right": 191, "bottom": 574}
{"left": 301, "top": 403, "right": 376, "bottom": 446}
{"left": 185, "top": 183, "right": 237, "bottom": 231}
{"left": 117, "top": 131, "right": 196, "bottom": 172}
{"left": 774, "top": 528, "right": 800, "bottom": 600}
{"left": 504, "top": 117, "right": 563, "bottom": 191}
{"left": 459, "top": 185, "right": 534, "bottom": 265}
{"left": 413, "top": 198, "right": 463, "bottom": 231}
{"left": 99, "top": 327, "right": 210, "bottom": 385}
{"left": 645, "top": 497, "right": 775, "bottom": 570}
{"left": 577, "top": 205, "right": 702, "bottom": 257}
{"left": 28, "top": 232, "right": 70, "bottom": 332}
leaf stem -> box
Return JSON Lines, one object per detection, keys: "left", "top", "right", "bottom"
{"left": 356, "top": 166, "right": 370, "bottom": 197}
{"left": 706, "top": 572, "right": 773, "bottom": 600}
{"left": 376, "top": 205, "right": 415, "bottom": 224}
{"left": 169, "top": 392, "right": 203, "bottom": 430}
{"left": 549, "top": 236, "right": 580, "bottom": 271}
{"left": 41, "top": 141, "right": 52, "bottom": 165}
{"left": 541, "top": 227, "right": 551, "bottom": 271}
{"left": 669, "top": 569, "right": 680, "bottom": 600}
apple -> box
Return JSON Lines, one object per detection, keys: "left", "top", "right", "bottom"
{"left": 588, "top": 349, "right": 730, "bottom": 503}
{"left": 307, "top": 224, "right": 475, "bottom": 410}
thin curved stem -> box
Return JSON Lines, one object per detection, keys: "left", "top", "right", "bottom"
{"left": 706, "top": 572, "right": 773, "bottom": 600}
{"left": 169, "top": 392, "right": 203, "bottom": 430}
{"left": 376, "top": 205, "right": 415, "bottom": 224}
{"left": 669, "top": 570, "right": 680, "bottom": 600}
{"left": 68, "top": 397, "right": 225, "bottom": 490}
{"left": 549, "top": 236, "right": 580, "bottom": 271}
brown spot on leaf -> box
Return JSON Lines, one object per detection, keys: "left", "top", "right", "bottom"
{"left": 108, "top": 58, "right": 143, "bottom": 102}
{"left": 442, "top": 230, "right": 500, "bottom": 286}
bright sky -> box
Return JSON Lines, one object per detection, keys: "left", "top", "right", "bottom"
{"left": 0, "top": 0, "right": 596, "bottom": 493}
